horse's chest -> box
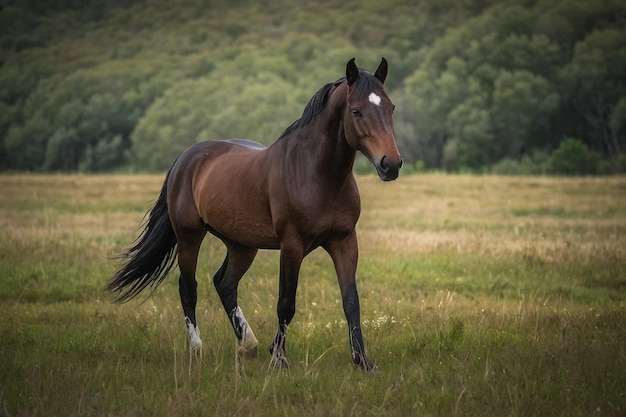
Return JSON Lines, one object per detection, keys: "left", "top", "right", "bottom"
{"left": 287, "top": 194, "right": 360, "bottom": 238}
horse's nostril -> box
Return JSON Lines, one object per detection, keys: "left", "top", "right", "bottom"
{"left": 380, "top": 156, "right": 388, "bottom": 171}
{"left": 380, "top": 155, "right": 401, "bottom": 172}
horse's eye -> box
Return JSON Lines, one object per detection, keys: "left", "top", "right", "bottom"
{"left": 392, "top": 105, "right": 396, "bottom": 113}
{"left": 352, "top": 109, "right": 363, "bottom": 118}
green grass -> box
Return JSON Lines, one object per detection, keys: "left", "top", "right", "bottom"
{"left": 1, "top": 174, "right": 625, "bottom": 416}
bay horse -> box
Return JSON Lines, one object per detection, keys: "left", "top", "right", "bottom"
{"left": 107, "top": 58, "right": 402, "bottom": 370}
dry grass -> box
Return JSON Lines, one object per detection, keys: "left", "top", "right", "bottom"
{"left": 359, "top": 175, "right": 625, "bottom": 258}
{"left": 1, "top": 173, "right": 625, "bottom": 416}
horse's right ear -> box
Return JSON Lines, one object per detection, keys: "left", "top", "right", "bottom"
{"left": 346, "top": 58, "right": 359, "bottom": 86}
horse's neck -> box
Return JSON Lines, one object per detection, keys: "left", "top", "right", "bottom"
{"left": 289, "top": 107, "right": 355, "bottom": 184}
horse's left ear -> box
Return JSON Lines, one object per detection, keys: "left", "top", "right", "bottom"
{"left": 374, "top": 57, "right": 388, "bottom": 84}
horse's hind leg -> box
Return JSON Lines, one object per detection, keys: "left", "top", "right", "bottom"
{"left": 213, "top": 243, "right": 259, "bottom": 358}
{"left": 177, "top": 231, "right": 206, "bottom": 353}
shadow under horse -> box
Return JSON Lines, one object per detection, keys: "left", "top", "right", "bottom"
{"left": 107, "top": 58, "right": 402, "bottom": 370}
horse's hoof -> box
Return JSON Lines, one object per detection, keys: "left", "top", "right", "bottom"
{"left": 362, "top": 361, "right": 379, "bottom": 372}
{"left": 238, "top": 326, "right": 258, "bottom": 359}
{"left": 238, "top": 344, "right": 258, "bottom": 359}
{"left": 354, "top": 354, "right": 377, "bottom": 371}
{"left": 269, "top": 355, "right": 290, "bottom": 369}
{"left": 186, "top": 317, "right": 203, "bottom": 353}
{"left": 190, "top": 340, "right": 203, "bottom": 352}
{"left": 189, "top": 334, "right": 203, "bottom": 357}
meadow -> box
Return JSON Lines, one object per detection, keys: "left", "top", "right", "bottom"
{"left": 0, "top": 173, "right": 624, "bottom": 416}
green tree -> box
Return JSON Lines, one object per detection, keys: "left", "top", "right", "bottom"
{"left": 4, "top": 115, "right": 48, "bottom": 171}
{"left": 560, "top": 28, "right": 626, "bottom": 156}
{"left": 405, "top": 56, "right": 471, "bottom": 168}
{"left": 551, "top": 137, "right": 600, "bottom": 175}
{"left": 444, "top": 96, "right": 493, "bottom": 170}
{"left": 43, "top": 127, "right": 80, "bottom": 171}
{"left": 131, "top": 70, "right": 299, "bottom": 171}
{"left": 1, "top": 0, "right": 624, "bottom": 173}
{"left": 491, "top": 69, "right": 560, "bottom": 159}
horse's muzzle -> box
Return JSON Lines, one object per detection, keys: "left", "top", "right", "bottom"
{"left": 376, "top": 155, "right": 402, "bottom": 181}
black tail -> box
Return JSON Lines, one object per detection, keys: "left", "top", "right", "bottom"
{"left": 107, "top": 173, "right": 177, "bottom": 303}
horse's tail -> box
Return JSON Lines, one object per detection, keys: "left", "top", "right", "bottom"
{"left": 106, "top": 172, "right": 177, "bottom": 303}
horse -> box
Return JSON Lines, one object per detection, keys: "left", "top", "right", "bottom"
{"left": 107, "top": 58, "right": 402, "bottom": 370}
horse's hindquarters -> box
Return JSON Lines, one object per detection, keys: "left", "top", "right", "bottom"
{"left": 190, "top": 142, "right": 280, "bottom": 249}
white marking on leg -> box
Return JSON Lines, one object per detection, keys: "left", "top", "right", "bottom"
{"left": 368, "top": 92, "right": 381, "bottom": 106}
{"left": 233, "top": 307, "right": 258, "bottom": 358}
{"left": 185, "top": 317, "right": 202, "bottom": 352}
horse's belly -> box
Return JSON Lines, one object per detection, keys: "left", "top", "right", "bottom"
{"left": 206, "top": 213, "right": 280, "bottom": 249}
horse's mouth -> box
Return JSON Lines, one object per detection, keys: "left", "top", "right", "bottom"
{"left": 377, "top": 169, "right": 399, "bottom": 181}
{"left": 379, "top": 170, "right": 399, "bottom": 181}
{"left": 374, "top": 156, "right": 402, "bottom": 181}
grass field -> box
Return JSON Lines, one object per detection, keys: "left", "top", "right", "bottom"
{"left": 1, "top": 173, "right": 625, "bottom": 416}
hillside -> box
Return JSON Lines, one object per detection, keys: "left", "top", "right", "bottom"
{"left": 1, "top": 0, "right": 624, "bottom": 172}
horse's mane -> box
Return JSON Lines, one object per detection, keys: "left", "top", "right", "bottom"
{"left": 279, "top": 71, "right": 384, "bottom": 139}
{"left": 279, "top": 79, "right": 342, "bottom": 139}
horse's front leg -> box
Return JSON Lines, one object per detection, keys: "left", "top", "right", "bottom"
{"left": 269, "top": 242, "right": 304, "bottom": 369}
{"left": 324, "top": 231, "right": 376, "bottom": 370}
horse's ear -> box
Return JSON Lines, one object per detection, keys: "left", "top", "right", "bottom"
{"left": 346, "top": 58, "right": 359, "bottom": 86}
{"left": 374, "top": 57, "right": 388, "bottom": 84}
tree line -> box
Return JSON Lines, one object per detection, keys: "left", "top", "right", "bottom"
{"left": 1, "top": 0, "right": 624, "bottom": 174}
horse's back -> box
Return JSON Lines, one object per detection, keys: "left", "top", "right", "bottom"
{"left": 171, "top": 138, "right": 270, "bottom": 199}
{"left": 222, "top": 138, "right": 266, "bottom": 150}
{"left": 175, "top": 139, "right": 265, "bottom": 163}
{"left": 169, "top": 139, "right": 267, "bottom": 179}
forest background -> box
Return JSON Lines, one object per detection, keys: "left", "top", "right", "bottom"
{"left": 1, "top": 0, "right": 625, "bottom": 175}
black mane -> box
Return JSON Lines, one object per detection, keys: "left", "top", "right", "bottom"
{"left": 279, "top": 79, "right": 341, "bottom": 138}
{"left": 278, "top": 71, "right": 383, "bottom": 139}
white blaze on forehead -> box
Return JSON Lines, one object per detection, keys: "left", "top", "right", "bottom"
{"left": 368, "top": 92, "right": 382, "bottom": 106}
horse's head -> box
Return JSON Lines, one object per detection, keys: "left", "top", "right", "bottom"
{"left": 343, "top": 58, "right": 403, "bottom": 181}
